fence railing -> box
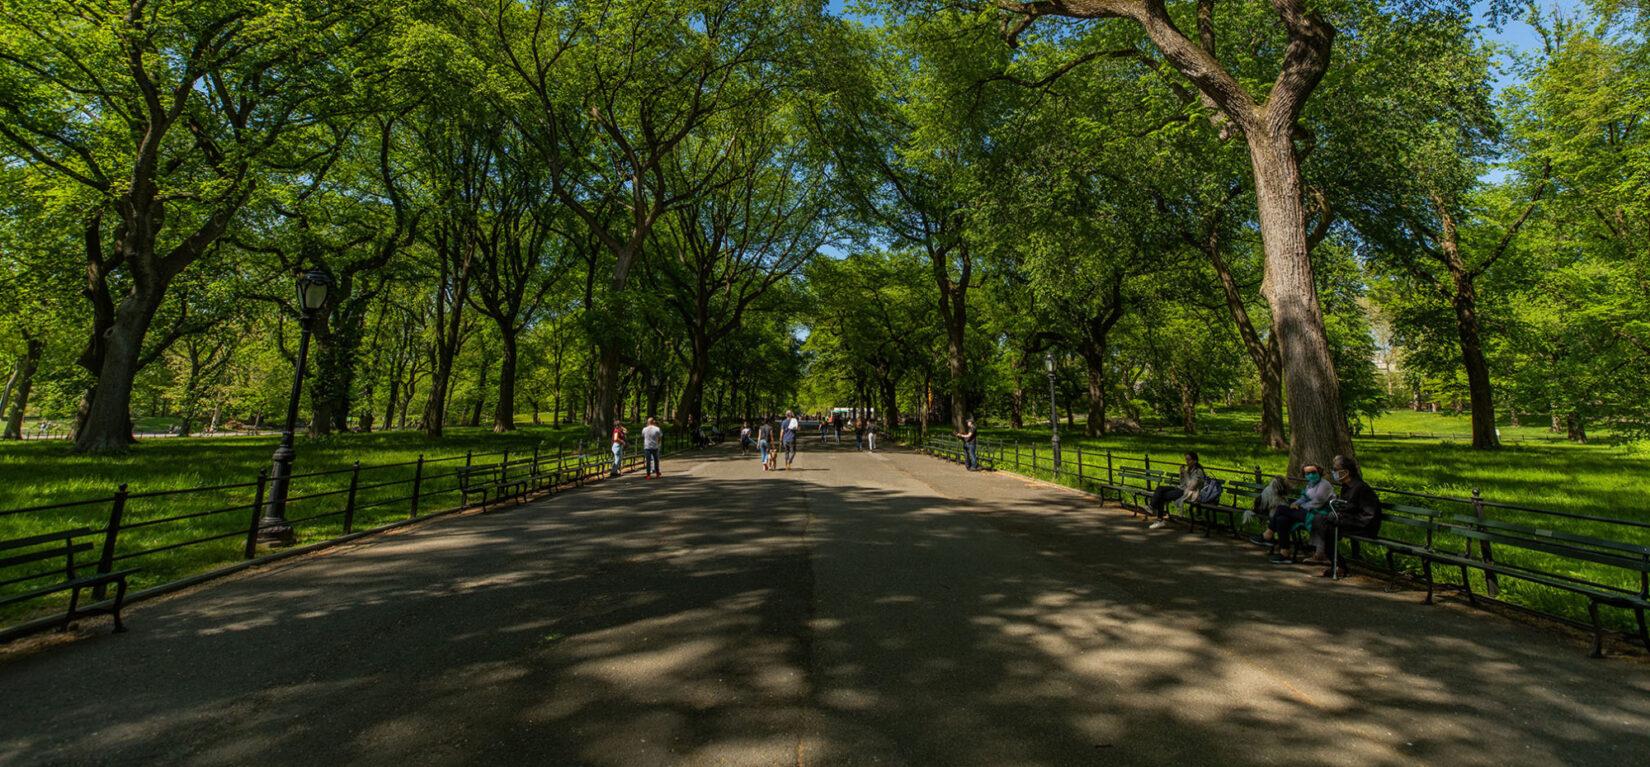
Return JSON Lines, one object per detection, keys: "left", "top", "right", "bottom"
{"left": 0, "top": 429, "right": 691, "bottom": 636}
{"left": 885, "top": 425, "right": 1650, "bottom": 638}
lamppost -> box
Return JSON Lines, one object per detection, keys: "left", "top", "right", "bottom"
{"left": 257, "top": 270, "right": 331, "bottom": 546}
{"left": 1045, "top": 351, "right": 1061, "bottom": 475}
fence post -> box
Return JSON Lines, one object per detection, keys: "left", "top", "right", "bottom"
{"left": 1107, "top": 450, "right": 1114, "bottom": 487}
{"left": 245, "top": 469, "right": 269, "bottom": 559}
{"left": 1254, "top": 465, "right": 1263, "bottom": 484}
{"left": 1075, "top": 444, "right": 1084, "bottom": 485}
{"left": 343, "top": 461, "right": 361, "bottom": 535}
{"left": 1473, "top": 488, "right": 1499, "bottom": 597}
{"left": 92, "top": 484, "right": 129, "bottom": 599}
{"left": 1031, "top": 443, "right": 1038, "bottom": 478}
{"left": 409, "top": 455, "right": 425, "bottom": 519}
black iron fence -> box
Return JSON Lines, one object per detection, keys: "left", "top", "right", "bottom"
{"left": 887, "top": 426, "right": 1650, "bottom": 642}
{"left": 0, "top": 430, "right": 690, "bottom": 637}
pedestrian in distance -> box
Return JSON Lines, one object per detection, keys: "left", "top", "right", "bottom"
{"left": 739, "top": 422, "right": 752, "bottom": 455}
{"left": 854, "top": 418, "right": 866, "bottom": 451}
{"left": 783, "top": 410, "right": 800, "bottom": 470}
{"left": 758, "top": 420, "right": 775, "bottom": 470}
{"left": 866, "top": 419, "right": 877, "bottom": 453}
{"left": 641, "top": 417, "right": 663, "bottom": 478}
{"left": 820, "top": 418, "right": 828, "bottom": 443}
{"left": 954, "top": 418, "right": 980, "bottom": 470}
{"left": 609, "top": 420, "right": 628, "bottom": 477}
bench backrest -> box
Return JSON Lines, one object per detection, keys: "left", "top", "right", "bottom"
{"left": 0, "top": 528, "right": 95, "bottom": 590}
{"left": 1449, "top": 514, "right": 1650, "bottom": 559}
{"left": 1443, "top": 516, "right": 1650, "bottom": 575}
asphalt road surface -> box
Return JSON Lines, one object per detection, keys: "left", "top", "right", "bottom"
{"left": 3, "top": 442, "right": 1647, "bottom": 766}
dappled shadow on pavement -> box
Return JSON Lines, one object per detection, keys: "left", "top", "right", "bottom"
{"left": 0, "top": 446, "right": 1645, "bottom": 767}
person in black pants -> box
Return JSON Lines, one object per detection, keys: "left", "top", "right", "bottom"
{"left": 1147, "top": 452, "right": 1206, "bottom": 530}
{"left": 954, "top": 419, "right": 979, "bottom": 470}
{"left": 1305, "top": 455, "right": 1383, "bottom": 575}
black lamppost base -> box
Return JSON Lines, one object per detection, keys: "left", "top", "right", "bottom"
{"left": 254, "top": 520, "right": 295, "bottom": 547}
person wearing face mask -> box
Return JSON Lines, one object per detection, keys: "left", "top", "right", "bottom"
{"left": 1250, "top": 461, "right": 1337, "bottom": 563}
{"left": 1303, "top": 455, "right": 1383, "bottom": 575}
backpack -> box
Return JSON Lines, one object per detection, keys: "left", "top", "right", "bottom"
{"left": 1197, "top": 477, "right": 1224, "bottom": 504}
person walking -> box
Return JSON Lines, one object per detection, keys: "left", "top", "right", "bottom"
{"left": 739, "top": 421, "right": 752, "bottom": 455}
{"left": 854, "top": 418, "right": 866, "bottom": 451}
{"left": 954, "top": 418, "right": 980, "bottom": 471}
{"left": 641, "top": 417, "right": 663, "bottom": 478}
{"left": 782, "top": 410, "right": 800, "bottom": 470}
{"left": 866, "top": 419, "right": 877, "bottom": 453}
{"left": 609, "top": 420, "right": 628, "bottom": 477}
{"left": 820, "top": 418, "right": 828, "bottom": 443}
{"left": 758, "top": 420, "right": 774, "bottom": 470}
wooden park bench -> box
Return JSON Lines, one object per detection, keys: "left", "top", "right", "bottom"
{"left": 1329, "top": 500, "right": 1648, "bottom": 656}
{"left": 0, "top": 528, "right": 136, "bottom": 637}
{"left": 1422, "top": 515, "right": 1650, "bottom": 657}
{"left": 1109, "top": 467, "right": 1174, "bottom": 519}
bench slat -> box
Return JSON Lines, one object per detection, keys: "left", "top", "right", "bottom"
{"left": 0, "top": 569, "right": 138, "bottom": 607}
{"left": 0, "top": 528, "right": 94, "bottom": 553}
{"left": 1449, "top": 514, "right": 1650, "bottom": 557}
{"left": 1446, "top": 527, "right": 1650, "bottom": 571}
{"left": 0, "top": 542, "right": 94, "bottom": 571}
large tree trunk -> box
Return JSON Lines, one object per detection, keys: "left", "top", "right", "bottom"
{"left": 2, "top": 335, "right": 44, "bottom": 440}
{"left": 1080, "top": 341, "right": 1108, "bottom": 438}
{"left": 1206, "top": 242, "right": 1287, "bottom": 449}
{"left": 1009, "top": 361, "right": 1024, "bottom": 430}
{"left": 1450, "top": 277, "right": 1499, "bottom": 449}
{"left": 494, "top": 332, "right": 518, "bottom": 432}
{"left": 590, "top": 345, "right": 622, "bottom": 438}
{"left": 421, "top": 360, "right": 452, "bottom": 436}
{"left": 74, "top": 288, "right": 167, "bottom": 452}
{"left": 675, "top": 332, "right": 711, "bottom": 429}
{"left": 946, "top": 319, "right": 967, "bottom": 431}
{"left": 1180, "top": 386, "right": 1197, "bottom": 434}
{"left": 880, "top": 375, "right": 900, "bottom": 428}
{"left": 1565, "top": 411, "right": 1586, "bottom": 443}
{"left": 1250, "top": 132, "right": 1354, "bottom": 474}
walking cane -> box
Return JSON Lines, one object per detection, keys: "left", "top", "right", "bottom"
{"left": 1332, "top": 525, "right": 1341, "bottom": 581}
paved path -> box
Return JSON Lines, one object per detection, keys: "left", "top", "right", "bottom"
{"left": 3, "top": 443, "right": 1648, "bottom": 766}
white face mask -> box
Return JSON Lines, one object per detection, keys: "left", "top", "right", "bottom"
{"left": 1333, "top": 470, "right": 1346, "bottom": 482}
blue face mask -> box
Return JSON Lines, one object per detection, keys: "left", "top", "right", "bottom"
{"left": 1306, "top": 472, "right": 1321, "bottom": 483}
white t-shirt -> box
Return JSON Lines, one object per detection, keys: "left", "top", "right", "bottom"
{"left": 642, "top": 425, "right": 663, "bottom": 450}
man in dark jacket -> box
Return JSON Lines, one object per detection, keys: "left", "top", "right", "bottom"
{"left": 1305, "top": 454, "right": 1382, "bottom": 574}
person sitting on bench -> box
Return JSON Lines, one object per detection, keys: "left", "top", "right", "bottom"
{"left": 1303, "top": 455, "right": 1383, "bottom": 574}
{"left": 1148, "top": 452, "right": 1206, "bottom": 530}
{"left": 1251, "top": 461, "right": 1336, "bottom": 561}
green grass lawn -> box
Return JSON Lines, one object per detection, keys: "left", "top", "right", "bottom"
{"left": 0, "top": 422, "right": 641, "bottom": 624}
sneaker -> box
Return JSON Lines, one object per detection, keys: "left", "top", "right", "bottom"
{"left": 1269, "top": 555, "right": 1296, "bottom": 565}
{"left": 1148, "top": 520, "right": 1168, "bottom": 529}
{"left": 1248, "top": 534, "right": 1271, "bottom": 546}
